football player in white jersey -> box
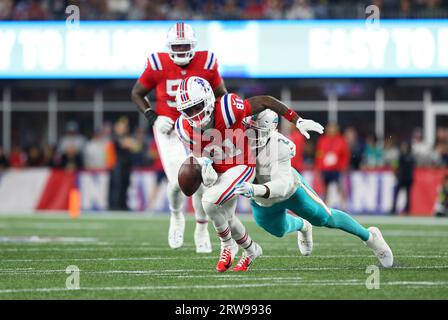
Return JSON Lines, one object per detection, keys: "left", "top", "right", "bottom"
{"left": 235, "top": 110, "right": 394, "bottom": 268}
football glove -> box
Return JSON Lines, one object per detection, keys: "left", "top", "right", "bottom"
{"left": 144, "top": 108, "right": 158, "bottom": 127}
{"left": 196, "top": 157, "right": 218, "bottom": 187}
{"left": 154, "top": 115, "right": 175, "bottom": 134}
{"left": 234, "top": 182, "right": 268, "bottom": 199}
{"left": 296, "top": 117, "right": 324, "bottom": 139}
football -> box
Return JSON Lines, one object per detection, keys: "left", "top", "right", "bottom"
{"left": 178, "top": 156, "right": 202, "bottom": 196}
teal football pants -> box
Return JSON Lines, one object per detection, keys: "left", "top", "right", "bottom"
{"left": 250, "top": 171, "right": 370, "bottom": 241}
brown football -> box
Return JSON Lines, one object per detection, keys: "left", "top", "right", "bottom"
{"left": 178, "top": 156, "right": 202, "bottom": 196}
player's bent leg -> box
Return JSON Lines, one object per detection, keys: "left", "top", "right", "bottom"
{"left": 202, "top": 200, "right": 238, "bottom": 272}
{"left": 289, "top": 173, "right": 393, "bottom": 265}
{"left": 250, "top": 200, "right": 303, "bottom": 238}
{"left": 325, "top": 209, "right": 370, "bottom": 241}
{"left": 288, "top": 177, "right": 370, "bottom": 241}
{"left": 167, "top": 181, "right": 185, "bottom": 249}
{"left": 201, "top": 165, "right": 255, "bottom": 271}
{"left": 192, "top": 185, "right": 212, "bottom": 253}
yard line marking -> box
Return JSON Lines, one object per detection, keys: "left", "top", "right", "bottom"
{"left": 1, "top": 280, "right": 448, "bottom": 294}
{"left": 0, "top": 223, "right": 105, "bottom": 230}
{"left": 2, "top": 254, "right": 448, "bottom": 263}
{"left": 2, "top": 265, "right": 448, "bottom": 275}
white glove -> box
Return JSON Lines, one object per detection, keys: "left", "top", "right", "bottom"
{"left": 296, "top": 117, "right": 324, "bottom": 139}
{"left": 154, "top": 116, "right": 174, "bottom": 134}
{"left": 234, "top": 182, "right": 267, "bottom": 199}
{"left": 196, "top": 157, "right": 218, "bottom": 187}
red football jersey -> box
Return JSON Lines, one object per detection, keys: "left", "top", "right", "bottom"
{"left": 175, "top": 93, "right": 256, "bottom": 173}
{"left": 138, "top": 51, "right": 223, "bottom": 121}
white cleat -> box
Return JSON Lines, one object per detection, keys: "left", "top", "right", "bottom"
{"left": 364, "top": 226, "right": 394, "bottom": 268}
{"left": 194, "top": 229, "right": 212, "bottom": 253}
{"left": 168, "top": 215, "right": 185, "bottom": 249}
{"left": 297, "top": 220, "right": 313, "bottom": 256}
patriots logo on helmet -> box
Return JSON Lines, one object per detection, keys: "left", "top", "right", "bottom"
{"left": 195, "top": 77, "right": 207, "bottom": 89}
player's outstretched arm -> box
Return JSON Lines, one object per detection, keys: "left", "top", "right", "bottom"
{"left": 131, "top": 81, "right": 158, "bottom": 126}
{"left": 235, "top": 159, "right": 294, "bottom": 199}
{"left": 246, "top": 95, "right": 324, "bottom": 139}
{"left": 247, "top": 95, "right": 299, "bottom": 122}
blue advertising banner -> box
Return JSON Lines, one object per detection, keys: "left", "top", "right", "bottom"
{"left": 0, "top": 20, "right": 448, "bottom": 78}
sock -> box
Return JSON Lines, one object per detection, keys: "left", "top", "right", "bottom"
{"left": 202, "top": 201, "right": 232, "bottom": 247}
{"left": 195, "top": 220, "right": 209, "bottom": 233}
{"left": 216, "top": 225, "right": 233, "bottom": 247}
{"left": 229, "top": 216, "right": 254, "bottom": 253}
{"left": 192, "top": 188, "right": 208, "bottom": 232}
{"left": 167, "top": 182, "right": 185, "bottom": 219}
{"left": 326, "top": 209, "right": 370, "bottom": 241}
{"left": 286, "top": 212, "right": 305, "bottom": 233}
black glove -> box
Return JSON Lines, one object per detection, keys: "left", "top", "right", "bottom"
{"left": 144, "top": 109, "right": 158, "bottom": 127}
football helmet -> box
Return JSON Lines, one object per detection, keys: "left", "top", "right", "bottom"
{"left": 243, "top": 110, "right": 279, "bottom": 148}
{"left": 166, "top": 22, "right": 197, "bottom": 66}
{"left": 176, "top": 76, "right": 215, "bottom": 128}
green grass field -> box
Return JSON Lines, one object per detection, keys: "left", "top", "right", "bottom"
{"left": 0, "top": 213, "right": 447, "bottom": 299}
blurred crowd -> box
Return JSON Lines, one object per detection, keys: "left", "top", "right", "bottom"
{"left": 1, "top": 121, "right": 447, "bottom": 172}
{"left": 1, "top": 120, "right": 447, "bottom": 213}
{"left": 1, "top": 0, "right": 447, "bottom": 20}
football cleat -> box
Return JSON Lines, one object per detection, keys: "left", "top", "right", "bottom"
{"left": 194, "top": 228, "right": 212, "bottom": 253}
{"left": 364, "top": 227, "right": 394, "bottom": 268}
{"left": 232, "top": 242, "right": 263, "bottom": 272}
{"left": 168, "top": 215, "right": 185, "bottom": 249}
{"left": 216, "top": 240, "right": 238, "bottom": 272}
{"left": 297, "top": 220, "right": 313, "bottom": 256}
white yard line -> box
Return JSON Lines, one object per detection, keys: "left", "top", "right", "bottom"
{"left": 2, "top": 265, "right": 448, "bottom": 275}
{"left": 1, "top": 254, "right": 447, "bottom": 263}
{"left": 0, "top": 280, "right": 447, "bottom": 294}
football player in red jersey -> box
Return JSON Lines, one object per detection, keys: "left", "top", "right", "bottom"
{"left": 175, "top": 76, "right": 324, "bottom": 272}
{"left": 131, "top": 22, "right": 227, "bottom": 253}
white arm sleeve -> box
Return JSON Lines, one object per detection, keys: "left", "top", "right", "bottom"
{"left": 263, "top": 159, "right": 295, "bottom": 198}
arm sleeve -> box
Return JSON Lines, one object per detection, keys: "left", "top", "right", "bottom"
{"left": 137, "top": 59, "right": 158, "bottom": 91}
{"left": 264, "top": 159, "right": 295, "bottom": 199}
{"left": 255, "top": 137, "right": 296, "bottom": 199}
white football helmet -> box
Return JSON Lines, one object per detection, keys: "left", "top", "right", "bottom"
{"left": 166, "top": 22, "right": 197, "bottom": 66}
{"left": 176, "top": 76, "right": 215, "bottom": 128}
{"left": 243, "top": 110, "right": 279, "bottom": 149}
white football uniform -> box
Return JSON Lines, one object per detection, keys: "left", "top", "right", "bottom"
{"left": 252, "top": 131, "right": 301, "bottom": 207}
{"left": 153, "top": 124, "right": 189, "bottom": 185}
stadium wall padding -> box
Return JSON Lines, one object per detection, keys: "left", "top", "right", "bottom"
{"left": 0, "top": 168, "right": 444, "bottom": 215}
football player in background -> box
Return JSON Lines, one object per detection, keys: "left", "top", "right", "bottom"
{"left": 175, "top": 76, "right": 323, "bottom": 271}
{"left": 235, "top": 110, "right": 394, "bottom": 268}
{"left": 131, "top": 22, "right": 227, "bottom": 253}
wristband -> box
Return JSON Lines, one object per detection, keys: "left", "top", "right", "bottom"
{"left": 144, "top": 108, "right": 158, "bottom": 127}
{"left": 284, "top": 108, "right": 299, "bottom": 123}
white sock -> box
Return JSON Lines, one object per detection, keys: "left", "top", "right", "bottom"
{"left": 229, "top": 216, "right": 254, "bottom": 253}
{"left": 167, "top": 182, "right": 185, "bottom": 219}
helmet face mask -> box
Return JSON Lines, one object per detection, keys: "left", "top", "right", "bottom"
{"left": 243, "top": 110, "right": 279, "bottom": 149}
{"left": 167, "top": 23, "right": 197, "bottom": 66}
{"left": 181, "top": 101, "right": 213, "bottom": 128}
{"left": 176, "top": 77, "right": 215, "bottom": 128}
